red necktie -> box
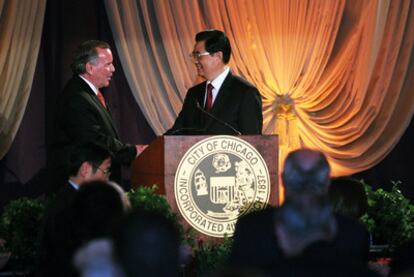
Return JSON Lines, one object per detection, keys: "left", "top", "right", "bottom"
{"left": 97, "top": 91, "right": 107, "bottom": 109}
{"left": 204, "top": 83, "right": 214, "bottom": 112}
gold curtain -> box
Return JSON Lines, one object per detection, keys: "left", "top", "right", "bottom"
{"left": 0, "top": 0, "right": 47, "bottom": 159}
{"left": 105, "top": 0, "right": 414, "bottom": 198}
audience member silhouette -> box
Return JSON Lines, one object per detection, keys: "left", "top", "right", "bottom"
{"left": 269, "top": 194, "right": 360, "bottom": 276}
{"left": 281, "top": 149, "right": 330, "bottom": 197}
{"left": 74, "top": 238, "right": 120, "bottom": 277}
{"left": 328, "top": 177, "right": 368, "bottom": 219}
{"left": 71, "top": 181, "right": 128, "bottom": 246}
{"left": 39, "top": 180, "right": 126, "bottom": 277}
{"left": 70, "top": 181, "right": 128, "bottom": 277}
{"left": 327, "top": 178, "right": 370, "bottom": 263}
{"left": 230, "top": 149, "right": 371, "bottom": 273}
{"left": 275, "top": 194, "right": 337, "bottom": 259}
{"left": 113, "top": 210, "right": 180, "bottom": 277}
{"left": 389, "top": 239, "right": 414, "bottom": 276}
{"left": 36, "top": 144, "right": 111, "bottom": 277}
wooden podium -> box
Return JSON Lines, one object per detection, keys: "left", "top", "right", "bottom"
{"left": 131, "top": 135, "right": 279, "bottom": 237}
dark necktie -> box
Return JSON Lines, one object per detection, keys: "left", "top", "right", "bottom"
{"left": 205, "top": 83, "right": 214, "bottom": 112}
{"left": 97, "top": 90, "right": 107, "bottom": 109}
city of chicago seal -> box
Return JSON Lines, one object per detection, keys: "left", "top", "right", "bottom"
{"left": 174, "top": 136, "right": 271, "bottom": 237}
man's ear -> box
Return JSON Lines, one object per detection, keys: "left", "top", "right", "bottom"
{"left": 85, "top": 62, "right": 94, "bottom": 75}
{"left": 78, "top": 161, "right": 93, "bottom": 178}
{"left": 213, "top": 51, "right": 223, "bottom": 61}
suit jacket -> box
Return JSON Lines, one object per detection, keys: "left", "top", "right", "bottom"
{"left": 55, "top": 76, "right": 136, "bottom": 166}
{"left": 37, "top": 182, "right": 78, "bottom": 277}
{"left": 167, "top": 72, "right": 263, "bottom": 135}
{"left": 267, "top": 240, "right": 378, "bottom": 277}
{"left": 229, "top": 207, "right": 283, "bottom": 270}
{"left": 229, "top": 207, "right": 370, "bottom": 271}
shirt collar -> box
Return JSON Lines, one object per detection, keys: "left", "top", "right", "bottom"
{"left": 68, "top": 179, "right": 80, "bottom": 190}
{"left": 208, "top": 67, "right": 230, "bottom": 91}
{"left": 79, "top": 75, "right": 99, "bottom": 95}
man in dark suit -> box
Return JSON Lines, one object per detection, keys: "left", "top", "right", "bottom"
{"left": 53, "top": 40, "right": 145, "bottom": 188}
{"left": 37, "top": 144, "right": 112, "bottom": 277}
{"left": 167, "top": 30, "right": 262, "bottom": 135}
{"left": 230, "top": 149, "right": 370, "bottom": 272}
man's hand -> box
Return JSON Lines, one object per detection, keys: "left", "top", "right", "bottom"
{"left": 135, "top": 144, "right": 148, "bottom": 157}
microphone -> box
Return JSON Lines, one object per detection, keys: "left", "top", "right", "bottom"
{"left": 166, "top": 127, "right": 205, "bottom": 135}
{"left": 194, "top": 98, "right": 242, "bottom": 135}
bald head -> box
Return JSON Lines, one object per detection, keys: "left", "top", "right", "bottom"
{"left": 282, "top": 149, "right": 330, "bottom": 198}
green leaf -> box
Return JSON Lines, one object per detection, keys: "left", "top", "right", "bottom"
{"left": 360, "top": 181, "right": 414, "bottom": 249}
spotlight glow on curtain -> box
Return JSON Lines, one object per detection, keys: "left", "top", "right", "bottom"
{"left": 105, "top": 0, "right": 414, "bottom": 199}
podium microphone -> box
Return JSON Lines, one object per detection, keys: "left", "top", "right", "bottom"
{"left": 166, "top": 127, "right": 205, "bottom": 135}
{"left": 194, "top": 98, "right": 242, "bottom": 135}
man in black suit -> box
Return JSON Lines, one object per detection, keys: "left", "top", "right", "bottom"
{"left": 37, "top": 144, "right": 112, "bottom": 277}
{"left": 167, "top": 30, "right": 262, "bottom": 135}
{"left": 230, "top": 149, "right": 370, "bottom": 272}
{"left": 53, "top": 40, "right": 145, "bottom": 189}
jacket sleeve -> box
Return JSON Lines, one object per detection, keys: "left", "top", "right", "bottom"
{"left": 60, "top": 92, "right": 136, "bottom": 164}
{"left": 238, "top": 86, "right": 263, "bottom": 135}
{"left": 165, "top": 89, "right": 202, "bottom": 135}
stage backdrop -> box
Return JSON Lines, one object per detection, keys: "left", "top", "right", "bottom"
{"left": 104, "top": 0, "right": 414, "bottom": 181}
{"left": 0, "top": 0, "right": 413, "bottom": 203}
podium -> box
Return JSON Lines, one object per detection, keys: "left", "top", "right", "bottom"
{"left": 131, "top": 135, "right": 279, "bottom": 237}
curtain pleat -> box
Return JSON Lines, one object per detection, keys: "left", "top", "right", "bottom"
{"left": 104, "top": 0, "right": 414, "bottom": 197}
{"left": 0, "top": 0, "right": 47, "bottom": 159}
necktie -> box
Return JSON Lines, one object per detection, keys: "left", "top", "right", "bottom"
{"left": 97, "top": 91, "right": 107, "bottom": 109}
{"left": 205, "top": 83, "right": 214, "bottom": 112}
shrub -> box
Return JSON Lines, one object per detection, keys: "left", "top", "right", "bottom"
{"left": 0, "top": 197, "right": 47, "bottom": 269}
{"left": 360, "top": 181, "right": 414, "bottom": 249}
{"left": 194, "top": 236, "right": 233, "bottom": 276}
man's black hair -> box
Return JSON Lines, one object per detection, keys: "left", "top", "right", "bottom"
{"left": 195, "top": 29, "right": 232, "bottom": 64}
{"left": 67, "top": 143, "right": 110, "bottom": 177}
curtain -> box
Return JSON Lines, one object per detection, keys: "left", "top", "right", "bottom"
{"left": 105, "top": 0, "right": 414, "bottom": 195}
{"left": 0, "top": 0, "right": 47, "bottom": 159}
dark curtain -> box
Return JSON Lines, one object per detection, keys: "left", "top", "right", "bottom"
{"left": 356, "top": 117, "right": 414, "bottom": 200}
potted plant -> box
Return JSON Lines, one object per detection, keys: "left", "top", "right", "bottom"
{"left": 360, "top": 181, "right": 414, "bottom": 252}
{"left": 0, "top": 238, "right": 11, "bottom": 270}
{"left": 0, "top": 197, "right": 47, "bottom": 272}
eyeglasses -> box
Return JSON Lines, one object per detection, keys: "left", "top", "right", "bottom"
{"left": 189, "top": 51, "right": 211, "bottom": 61}
{"left": 97, "top": 167, "right": 111, "bottom": 177}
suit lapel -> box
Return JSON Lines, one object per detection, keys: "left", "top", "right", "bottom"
{"left": 197, "top": 84, "right": 205, "bottom": 108}
{"left": 93, "top": 94, "right": 120, "bottom": 139}
{"left": 77, "top": 77, "right": 120, "bottom": 139}
{"left": 205, "top": 72, "right": 234, "bottom": 128}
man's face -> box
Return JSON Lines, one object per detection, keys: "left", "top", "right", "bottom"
{"left": 88, "top": 48, "right": 115, "bottom": 88}
{"left": 87, "top": 157, "right": 112, "bottom": 182}
{"left": 192, "top": 41, "right": 222, "bottom": 80}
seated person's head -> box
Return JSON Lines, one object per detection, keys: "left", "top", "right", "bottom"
{"left": 107, "top": 181, "right": 131, "bottom": 211}
{"left": 71, "top": 180, "right": 126, "bottom": 243}
{"left": 282, "top": 149, "right": 330, "bottom": 199}
{"left": 328, "top": 177, "right": 368, "bottom": 219}
{"left": 275, "top": 194, "right": 336, "bottom": 257}
{"left": 67, "top": 143, "right": 111, "bottom": 185}
{"left": 114, "top": 210, "right": 180, "bottom": 277}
